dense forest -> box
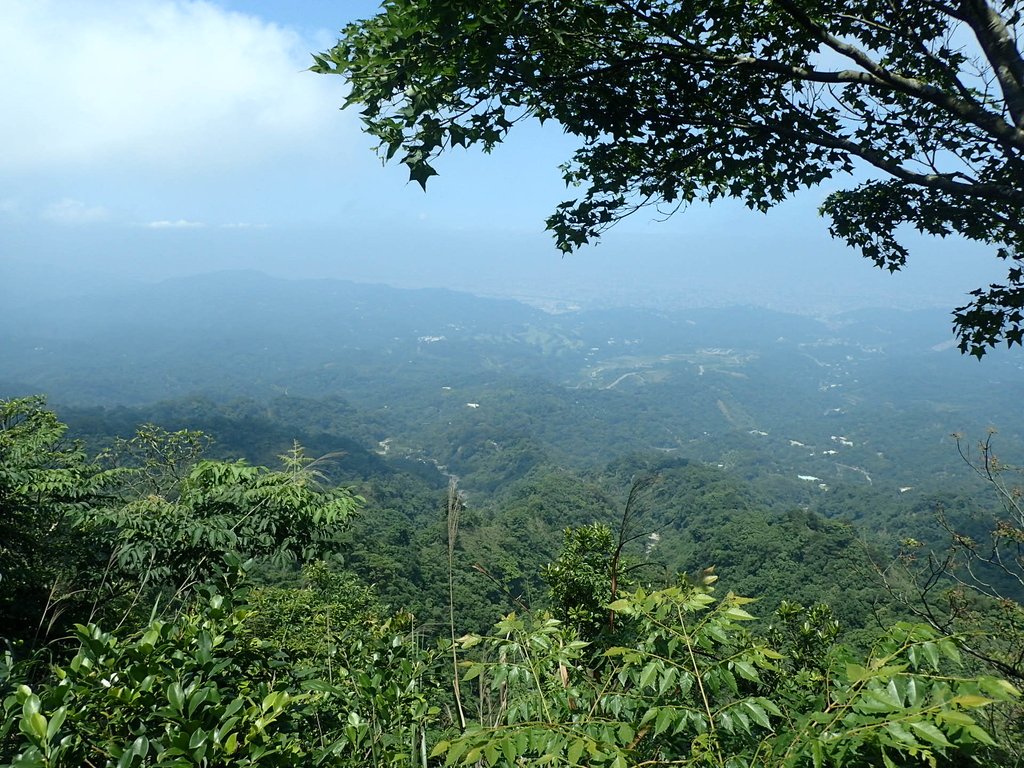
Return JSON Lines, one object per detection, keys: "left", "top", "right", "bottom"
{"left": 2, "top": 271, "right": 1024, "bottom": 766}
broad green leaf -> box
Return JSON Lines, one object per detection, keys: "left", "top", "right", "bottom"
{"left": 920, "top": 642, "right": 940, "bottom": 670}
{"left": 724, "top": 606, "right": 755, "bottom": 621}
{"left": 654, "top": 708, "right": 675, "bottom": 736}
{"left": 965, "top": 724, "right": 997, "bottom": 746}
{"left": 936, "top": 710, "right": 975, "bottom": 727}
{"left": 639, "top": 661, "right": 659, "bottom": 689}
{"left": 501, "top": 736, "right": 516, "bottom": 765}
{"left": 952, "top": 694, "right": 993, "bottom": 708}
{"left": 845, "top": 662, "right": 872, "bottom": 682}
{"left": 883, "top": 722, "right": 916, "bottom": 745}
{"left": 743, "top": 700, "right": 771, "bottom": 729}
{"left": 21, "top": 695, "right": 41, "bottom": 718}
{"left": 45, "top": 707, "right": 66, "bottom": 741}
{"left": 733, "top": 661, "right": 758, "bottom": 682}
{"left": 978, "top": 677, "right": 1021, "bottom": 700}
{"left": 909, "top": 721, "right": 952, "bottom": 748}
{"left": 811, "top": 738, "right": 823, "bottom": 768}
{"left": 483, "top": 741, "right": 498, "bottom": 767}
{"left": 567, "top": 739, "right": 585, "bottom": 765}
{"left": 167, "top": 682, "right": 185, "bottom": 713}
{"left": 130, "top": 735, "right": 149, "bottom": 758}
{"left": 189, "top": 728, "right": 210, "bottom": 750}
{"left": 616, "top": 723, "right": 634, "bottom": 745}
{"left": 23, "top": 712, "right": 47, "bottom": 742}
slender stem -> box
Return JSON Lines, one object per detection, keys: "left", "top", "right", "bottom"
{"left": 447, "top": 478, "right": 467, "bottom": 731}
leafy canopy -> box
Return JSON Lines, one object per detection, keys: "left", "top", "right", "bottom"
{"left": 445, "top": 585, "right": 1020, "bottom": 768}
{"left": 318, "top": 0, "right": 1024, "bottom": 356}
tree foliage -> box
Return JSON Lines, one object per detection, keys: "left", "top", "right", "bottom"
{"left": 0, "top": 397, "right": 117, "bottom": 650}
{"left": 0, "top": 399, "right": 433, "bottom": 768}
{"left": 5, "top": 397, "right": 1024, "bottom": 765}
{"left": 875, "top": 432, "right": 1024, "bottom": 762}
{"left": 319, "top": 0, "right": 1024, "bottom": 355}
{"left": 79, "top": 448, "right": 361, "bottom": 609}
{"left": 1, "top": 576, "right": 437, "bottom": 768}
{"left": 445, "top": 585, "right": 1019, "bottom": 767}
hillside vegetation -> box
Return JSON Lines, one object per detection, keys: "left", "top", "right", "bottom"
{"left": 3, "top": 276, "right": 1024, "bottom": 765}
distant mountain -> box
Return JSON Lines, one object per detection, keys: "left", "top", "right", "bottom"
{"left": 2, "top": 268, "right": 1021, "bottom": 495}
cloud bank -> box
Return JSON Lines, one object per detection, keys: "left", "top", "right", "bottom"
{"left": 0, "top": 0, "right": 351, "bottom": 175}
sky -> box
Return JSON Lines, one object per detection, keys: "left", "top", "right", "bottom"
{"left": 0, "top": 0, "right": 1010, "bottom": 320}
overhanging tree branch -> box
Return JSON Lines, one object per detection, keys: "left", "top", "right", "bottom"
{"left": 322, "top": 0, "right": 1024, "bottom": 353}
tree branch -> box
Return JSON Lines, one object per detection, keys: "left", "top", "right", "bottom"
{"left": 761, "top": 111, "right": 1024, "bottom": 203}
{"left": 771, "top": 0, "right": 1024, "bottom": 151}
{"left": 958, "top": 0, "right": 1024, "bottom": 127}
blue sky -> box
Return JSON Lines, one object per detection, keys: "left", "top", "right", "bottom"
{"left": 0, "top": 0, "right": 1007, "bottom": 320}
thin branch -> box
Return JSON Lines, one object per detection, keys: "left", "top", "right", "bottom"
{"left": 447, "top": 477, "right": 468, "bottom": 731}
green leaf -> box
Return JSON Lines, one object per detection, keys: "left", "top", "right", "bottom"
{"left": 845, "top": 663, "right": 872, "bottom": 683}
{"left": 23, "top": 712, "right": 47, "bottom": 742}
{"left": 445, "top": 738, "right": 467, "bottom": 765}
{"left": 883, "top": 721, "right": 916, "bottom": 745}
{"left": 483, "top": 741, "right": 498, "bottom": 766}
{"left": 639, "top": 661, "right": 659, "bottom": 689}
{"left": 130, "top": 735, "right": 149, "bottom": 758}
{"left": 189, "top": 728, "right": 210, "bottom": 750}
{"left": 936, "top": 710, "right": 974, "bottom": 727}
{"left": 908, "top": 721, "right": 952, "bottom": 747}
{"left": 978, "top": 676, "right": 1021, "bottom": 700}
{"left": 616, "top": 723, "right": 634, "bottom": 745}
{"left": 501, "top": 737, "right": 516, "bottom": 765}
{"left": 408, "top": 161, "right": 438, "bottom": 191}
{"left": 964, "top": 724, "right": 997, "bottom": 746}
{"left": 567, "top": 739, "right": 585, "bottom": 765}
{"left": 724, "top": 605, "right": 755, "bottom": 621}
{"left": 654, "top": 708, "right": 675, "bottom": 736}
{"left": 21, "top": 694, "right": 41, "bottom": 718}
{"left": 952, "top": 694, "right": 993, "bottom": 708}
{"left": 920, "top": 642, "right": 940, "bottom": 670}
{"left": 167, "top": 682, "right": 185, "bottom": 713}
{"left": 743, "top": 700, "right": 771, "bottom": 729}
{"left": 45, "top": 707, "right": 66, "bottom": 741}
{"left": 811, "top": 738, "right": 823, "bottom": 768}
{"left": 733, "top": 661, "right": 759, "bottom": 682}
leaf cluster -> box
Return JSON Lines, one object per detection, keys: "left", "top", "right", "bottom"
{"left": 442, "top": 585, "right": 1020, "bottom": 767}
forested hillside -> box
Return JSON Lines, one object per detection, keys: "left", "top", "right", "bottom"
{"left": 4, "top": 271, "right": 1022, "bottom": 619}
{"left": 3, "top": 390, "right": 1022, "bottom": 767}
{"left": 6, "top": 276, "right": 1024, "bottom": 768}
{"left": 3, "top": 269, "right": 1024, "bottom": 764}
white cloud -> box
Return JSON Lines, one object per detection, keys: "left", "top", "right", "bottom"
{"left": 144, "top": 219, "right": 206, "bottom": 228}
{"left": 0, "top": 0, "right": 353, "bottom": 175}
{"left": 42, "top": 198, "right": 110, "bottom": 224}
